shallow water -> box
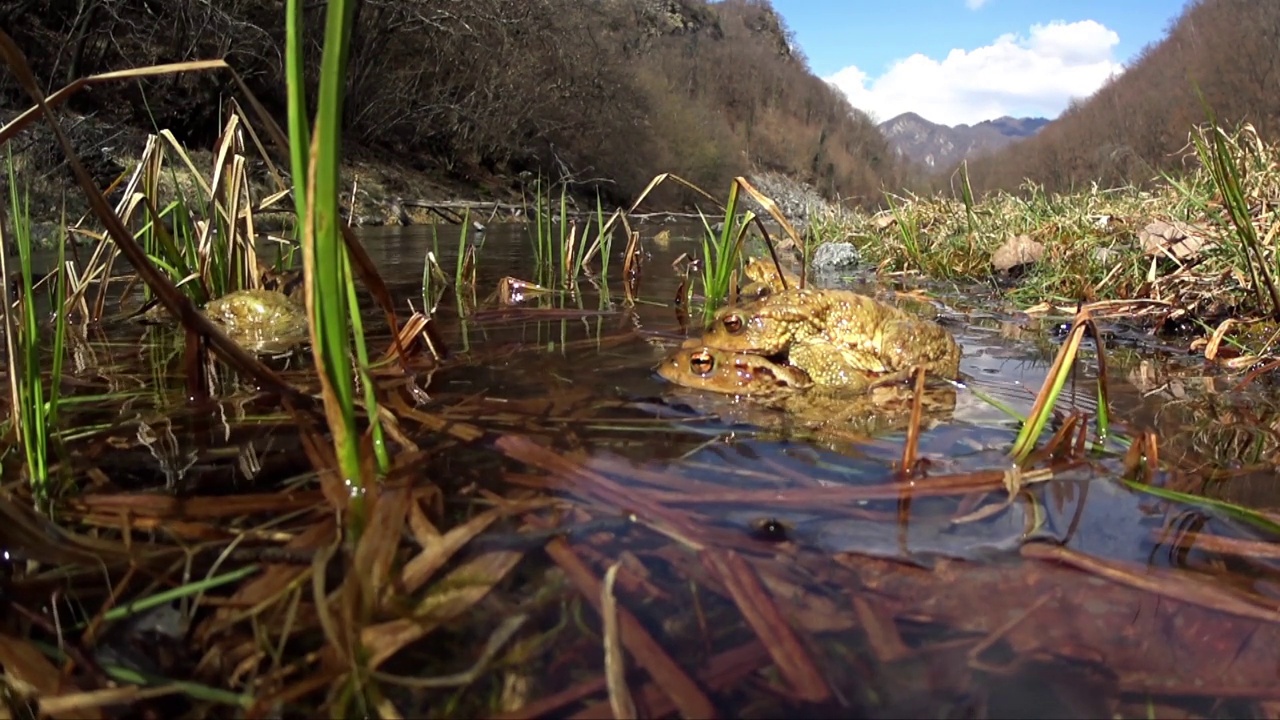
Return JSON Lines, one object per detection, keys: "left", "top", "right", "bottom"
{"left": 363, "top": 225, "right": 1280, "bottom": 715}
{"left": 18, "top": 222, "right": 1280, "bottom": 717}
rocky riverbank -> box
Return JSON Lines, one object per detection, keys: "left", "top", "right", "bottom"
{"left": 3, "top": 109, "right": 856, "bottom": 257}
{"left": 1, "top": 108, "right": 533, "bottom": 239}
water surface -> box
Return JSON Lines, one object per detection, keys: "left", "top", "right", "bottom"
{"left": 20, "top": 222, "right": 1280, "bottom": 717}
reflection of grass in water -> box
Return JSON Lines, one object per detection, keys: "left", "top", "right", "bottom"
{"left": 1144, "top": 385, "right": 1280, "bottom": 474}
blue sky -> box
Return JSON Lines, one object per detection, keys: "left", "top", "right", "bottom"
{"left": 766, "top": 0, "right": 1190, "bottom": 125}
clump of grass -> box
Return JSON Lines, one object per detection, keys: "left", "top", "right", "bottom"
{"left": 527, "top": 177, "right": 571, "bottom": 288}
{"left": 1187, "top": 119, "right": 1280, "bottom": 319}
{"left": 0, "top": 154, "right": 69, "bottom": 502}
{"left": 522, "top": 180, "right": 620, "bottom": 294}
{"left": 592, "top": 173, "right": 803, "bottom": 318}
{"left": 883, "top": 191, "right": 925, "bottom": 271}
{"left": 697, "top": 181, "right": 753, "bottom": 318}
{"left": 522, "top": 171, "right": 803, "bottom": 311}
{"left": 115, "top": 108, "right": 294, "bottom": 306}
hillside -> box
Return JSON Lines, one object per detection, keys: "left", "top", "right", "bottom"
{"left": 958, "top": 0, "right": 1280, "bottom": 195}
{"left": 878, "top": 113, "right": 1049, "bottom": 169}
{"left": 3, "top": 0, "right": 901, "bottom": 211}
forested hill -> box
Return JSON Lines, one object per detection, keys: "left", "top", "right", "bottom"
{"left": 957, "top": 0, "right": 1280, "bottom": 196}
{"left": 5, "top": 0, "right": 901, "bottom": 207}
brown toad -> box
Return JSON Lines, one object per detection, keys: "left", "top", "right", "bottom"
{"left": 694, "top": 288, "right": 960, "bottom": 388}
{"left": 203, "top": 288, "right": 309, "bottom": 354}
{"left": 656, "top": 343, "right": 956, "bottom": 434}
{"left": 739, "top": 256, "right": 802, "bottom": 299}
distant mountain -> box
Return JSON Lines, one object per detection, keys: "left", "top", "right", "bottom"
{"left": 877, "top": 112, "right": 1050, "bottom": 169}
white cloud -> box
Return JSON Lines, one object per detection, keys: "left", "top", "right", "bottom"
{"left": 825, "top": 20, "right": 1124, "bottom": 126}
{"left": 965, "top": 0, "right": 990, "bottom": 10}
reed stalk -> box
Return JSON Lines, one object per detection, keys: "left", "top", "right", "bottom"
{"left": 285, "top": 0, "right": 377, "bottom": 506}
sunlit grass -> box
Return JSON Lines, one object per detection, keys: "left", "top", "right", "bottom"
{"left": 118, "top": 114, "right": 289, "bottom": 305}
{"left": 420, "top": 226, "right": 448, "bottom": 314}
{"left": 805, "top": 120, "right": 1280, "bottom": 331}
{"left": 455, "top": 210, "right": 475, "bottom": 290}
{"left": 592, "top": 191, "right": 612, "bottom": 280}
{"left": 523, "top": 180, "right": 621, "bottom": 295}
{"left": 1008, "top": 306, "right": 1111, "bottom": 463}
{"left": 285, "top": 0, "right": 389, "bottom": 501}
{"left": 284, "top": 0, "right": 390, "bottom": 713}
{"left": 585, "top": 173, "right": 805, "bottom": 318}
{"left": 1188, "top": 118, "right": 1280, "bottom": 318}
{"left": 697, "top": 188, "right": 752, "bottom": 318}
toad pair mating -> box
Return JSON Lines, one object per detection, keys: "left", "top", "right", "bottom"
{"left": 657, "top": 259, "right": 961, "bottom": 405}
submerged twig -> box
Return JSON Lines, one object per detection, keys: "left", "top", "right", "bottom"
{"left": 601, "top": 564, "right": 636, "bottom": 719}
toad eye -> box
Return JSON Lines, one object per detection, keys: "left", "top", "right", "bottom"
{"left": 689, "top": 350, "right": 716, "bottom": 376}
{"left": 721, "top": 313, "right": 745, "bottom": 334}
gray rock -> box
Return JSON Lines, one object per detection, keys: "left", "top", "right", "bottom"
{"left": 811, "top": 241, "right": 860, "bottom": 271}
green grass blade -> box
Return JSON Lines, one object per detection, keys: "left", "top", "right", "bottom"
{"left": 5, "top": 150, "right": 51, "bottom": 497}
{"left": 958, "top": 160, "right": 978, "bottom": 235}
{"left": 48, "top": 214, "right": 67, "bottom": 434}
{"left": 455, "top": 210, "right": 471, "bottom": 286}
{"left": 291, "top": 0, "right": 365, "bottom": 501}
{"left": 559, "top": 183, "right": 569, "bottom": 283}
{"left": 596, "top": 191, "right": 610, "bottom": 280}
{"left": 344, "top": 249, "right": 389, "bottom": 475}
{"left": 284, "top": 0, "right": 310, "bottom": 223}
